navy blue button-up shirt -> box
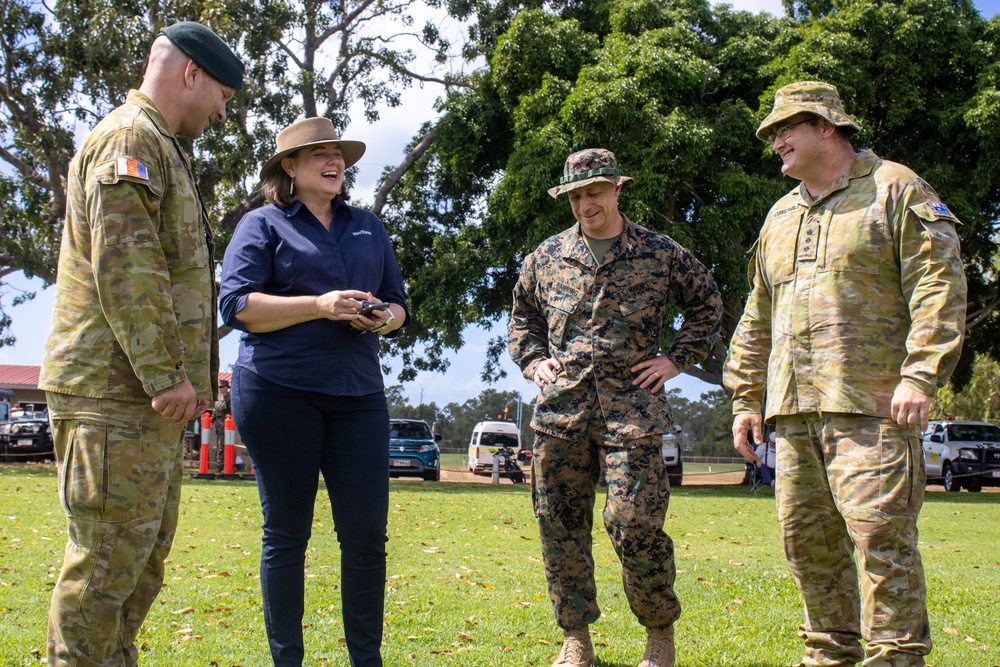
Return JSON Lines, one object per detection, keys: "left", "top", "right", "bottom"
{"left": 219, "top": 197, "right": 408, "bottom": 396}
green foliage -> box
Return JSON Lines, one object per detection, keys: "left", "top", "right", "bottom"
{"left": 387, "top": 0, "right": 1000, "bottom": 386}
{"left": 931, "top": 353, "right": 1000, "bottom": 422}
{"left": 2, "top": 464, "right": 999, "bottom": 665}
{"left": 6, "top": 0, "right": 1000, "bottom": 393}
{"left": 0, "top": 0, "right": 458, "bottom": 380}
{"left": 664, "top": 387, "right": 735, "bottom": 456}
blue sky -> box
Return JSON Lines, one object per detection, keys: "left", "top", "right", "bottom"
{"left": 2, "top": 0, "right": 997, "bottom": 408}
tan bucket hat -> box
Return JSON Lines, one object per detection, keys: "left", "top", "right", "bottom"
{"left": 756, "top": 81, "right": 861, "bottom": 141}
{"left": 548, "top": 148, "right": 634, "bottom": 198}
{"left": 260, "top": 117, "right": 366, "bottom": 180}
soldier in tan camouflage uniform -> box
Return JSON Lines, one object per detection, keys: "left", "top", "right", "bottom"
{"left": 38, "top": 22, "right": 243, "bottom": 666}
{"left": 724, "top": 82, "right": 967, "bottom": 667}
{"left": 508, "top": 149, "right": 723, "bottom": 667}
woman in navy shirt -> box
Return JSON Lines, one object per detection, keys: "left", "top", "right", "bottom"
{"left": 220, "top": 117, "right": 407, "bottom": 667}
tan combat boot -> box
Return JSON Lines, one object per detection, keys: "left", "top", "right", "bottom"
{"left": 638, "top": 625, "right": 675, "bottom": 667}
{"left": 553, "top": 627, "right": 596, "bottom": 667}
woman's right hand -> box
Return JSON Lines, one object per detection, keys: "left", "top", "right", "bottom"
{"left": 316, "top": 290, "right": 373, "bottom": 321}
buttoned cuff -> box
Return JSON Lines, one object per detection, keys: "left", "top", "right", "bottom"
{"left": 900, "top": 377, "right": 936, "bottom": 398}
{"left": 522, "top": 359, "right": 543, "bottom": 382}
{"left": 732, "top": 399, "right": 762, "bottom": 415}
{"left": 143, "top": 367, "right": 188, "bottom": 396}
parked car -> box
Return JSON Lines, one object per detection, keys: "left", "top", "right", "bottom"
{"left": 662, "top": 429, "right": 683, "bottom": 488}
{"left": 923, "top": 420, "right": 1000, "bottom": 492}
{"left": 389, "top": 419, "right": 441, "bottom": 481}
{"left": 0, "top": 408, "right": 54, "bottom": 462}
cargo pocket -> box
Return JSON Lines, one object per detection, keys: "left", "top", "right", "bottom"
{"left": 60, "top": 421, "right": 110, "bottom": 547}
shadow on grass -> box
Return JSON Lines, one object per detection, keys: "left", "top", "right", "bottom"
{"left": 596, "top": 661, "right": 789, "bottom": 667}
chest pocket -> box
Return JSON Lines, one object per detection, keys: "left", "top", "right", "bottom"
{"left": 545, "top": 281, "right": 583, "bottom": 349}
{"left": 95, "top": 158, "right": 164, "bottom": 246}
{"left": 618, "top": 283, "right": 663, "bottom": 320}
{"left": 822, "top": 209, "right": 888, "bottom": 275}
{"left": 759, "top": 209, "right": 804, "bottom": 286}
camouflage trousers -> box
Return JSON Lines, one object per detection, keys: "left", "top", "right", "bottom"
{"left": 775, "top": 413, "right": 930, "bottom": 667}
{"left": 531, "top": 430, "right": 679, "bottom": 631}
{"left": 46, "top": 392, "right": 186, "bottom": 667}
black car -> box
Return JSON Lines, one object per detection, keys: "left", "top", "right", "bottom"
{"left": 0, "top": 410, "right": 54, "bottom": 462}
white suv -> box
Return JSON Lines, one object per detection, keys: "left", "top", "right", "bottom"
{"left": 662, "top": 430, "right": 683, "bottom": 488}
{"left": 923, "top": 420, "right": 1000, "bottom": 492}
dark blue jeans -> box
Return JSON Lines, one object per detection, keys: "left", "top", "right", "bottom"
{"left": 232, "top": 367, "right": 389, "bottom": 667}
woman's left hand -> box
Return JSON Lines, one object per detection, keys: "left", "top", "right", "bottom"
{"left": 352, "top": 301, "right": 402, "bottom": 335}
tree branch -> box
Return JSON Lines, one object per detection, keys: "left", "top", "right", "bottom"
{"left": 371, "top": 126, "right": 436, "bottom": 216}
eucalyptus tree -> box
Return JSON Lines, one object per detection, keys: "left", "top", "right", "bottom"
{"left": 0, "top": 0, "right": 469, "bottom": 369}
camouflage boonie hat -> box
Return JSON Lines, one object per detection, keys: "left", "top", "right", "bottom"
{"left": 756, "top": 81, "right": 861, "bottom": 141}
{"left": 547, "top": 148, "right": 634, "bottom": 198}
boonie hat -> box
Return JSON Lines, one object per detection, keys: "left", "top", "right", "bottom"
{"left": 160, "top": 21, "right": 245, "bottom": 91}
{"left": 259, "top": 117, "right": 367, "bottom": 180}
{"left": 548, "top": 148, "right": 634, "bottom": 198}
{"left": 756, "top": 81, "right": 861, "bottom": 141}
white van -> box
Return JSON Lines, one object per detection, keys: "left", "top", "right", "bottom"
{"left": 467, "top": 420, "right": 521, "bottom": 473}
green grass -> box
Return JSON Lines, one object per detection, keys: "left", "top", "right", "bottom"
{"left": 1, "top": 464, "right": 998, "bottom": 666}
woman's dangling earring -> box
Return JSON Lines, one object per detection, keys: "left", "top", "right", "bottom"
{"left": 290, "top": 178, "right": 295, "bottom": 196}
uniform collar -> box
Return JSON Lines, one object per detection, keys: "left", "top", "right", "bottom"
{"left": 126, "top": 89, "right": 173, "bottom": 138}
{"left": 797, "top": 149, "right": 880, "bottom": 206}
{"left": 561, "top": 213, "right": 641, "bottom": 266}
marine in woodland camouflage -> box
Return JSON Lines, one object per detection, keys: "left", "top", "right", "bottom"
{"left": 724, "top": 150, "right": 967, "bottom": 421}
{"left": 532, "top": 431, "right": 679, "bottom": 630}
{"left": 508, "top": 214, "right": 723, "bottom": 446}
{"left": 39, "top": 88, "right": 219, "bottom": 403}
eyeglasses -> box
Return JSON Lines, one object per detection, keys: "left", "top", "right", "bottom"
{"left": 764, "top": 118, "right": 814, "bottom": 145}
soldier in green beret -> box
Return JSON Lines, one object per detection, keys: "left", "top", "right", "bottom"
{"left": 724, "top": 81, "right": 967, "bottom": 667}
{"left": 39, "top": 22, "right": 244, "bottom": 665}
{"left": 508, "top": 148, "right": 723, "bottom": 667}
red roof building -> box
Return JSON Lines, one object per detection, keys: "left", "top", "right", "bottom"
{"left": 0, "top": 365, "right": 232, "bottom": 407}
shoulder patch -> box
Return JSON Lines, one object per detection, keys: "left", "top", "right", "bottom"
{"left": 930, "top": 202, "right": 952, "bottom": 217}
{"left": 116, "top": 157, "right": 148, "bottom": 180}
{"left": 909, "top": 201, "right": 960, "bottom": 225}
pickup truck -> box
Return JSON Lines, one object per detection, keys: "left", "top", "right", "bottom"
{"left": 922, "top": 420, "right": 1000, "bottom": 492}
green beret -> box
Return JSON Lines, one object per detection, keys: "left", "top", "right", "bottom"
{"left": 160, "top": 21, "right": 245, "bottom": 91}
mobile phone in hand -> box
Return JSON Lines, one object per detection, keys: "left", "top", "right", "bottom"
{"left": 359, "top": 300, "right": 390, "bottom": 317}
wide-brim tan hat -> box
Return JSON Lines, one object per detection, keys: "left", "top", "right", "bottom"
{"left": 260, "top": 117, "right": 366, "bottom": 180}
{"left": 756, "top": 81, "right": 861, "bottom": 141}
{"left": 548, "top": 148, "right": 633, "bottom": 198}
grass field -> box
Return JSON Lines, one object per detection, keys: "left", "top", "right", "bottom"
{"left": 1, "top": 463, "right": 998, "bottom": 666}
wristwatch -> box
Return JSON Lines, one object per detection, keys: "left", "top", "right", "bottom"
{"left": 373, "top": 309, "right": 396, "bottom": 334}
